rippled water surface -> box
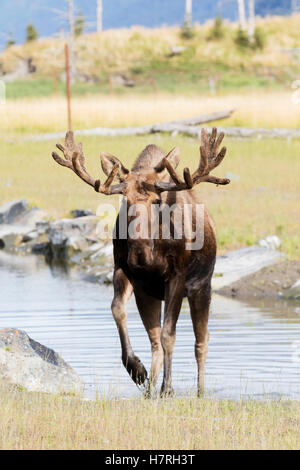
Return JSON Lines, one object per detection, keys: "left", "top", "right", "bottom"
{"left": 1, "top": 251, "right": 300, "bottom": 399}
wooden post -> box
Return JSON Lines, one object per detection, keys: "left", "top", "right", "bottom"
{"left": 65, "top": 43, "right": 72, "bottom": 131}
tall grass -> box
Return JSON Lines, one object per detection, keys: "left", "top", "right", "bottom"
{"left": 0, "top": 384, "right": 299, "bottom": 450}
{"left": 1, "top": 91, "right": 300, "bottom": 136}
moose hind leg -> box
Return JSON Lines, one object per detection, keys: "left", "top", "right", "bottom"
{"left": 112, "top": 268, "right": 148, "bottom": 385}
{"left": 188, "top": 284, "right": 211, "bottom": 397}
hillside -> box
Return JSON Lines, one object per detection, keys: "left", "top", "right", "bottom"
{"left": 1, "top": 15, "right": 300, "bottom": 99}
{"left": 0, "top": 0, "right": 295, "bottom": 48}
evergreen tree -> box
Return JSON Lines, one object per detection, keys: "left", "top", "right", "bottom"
{"left": 6, "top": 31, "right": 15, "bottom": 48}
{"left": 26, "top": 23, "right": 38, "bottom": 42}
{"left": 74, "top": 10, "right": 85, "bottom": 37}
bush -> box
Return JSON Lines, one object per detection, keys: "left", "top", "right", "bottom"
{"left": 75, "top": 10, "right": 85, "bottom": 37}
{"left": 26, "top": 23, "right": 38, "bottom": 42}
{"left": 6, "top": 32, "right": 15, "bottom": 48}
{"left": 180, "top": 19, "right": 196, "bottom": 40}
{"left": 234, "top": 28, "right": 250, "bottom": 49}
{"left": 253, "top": 27, "right": 267, "bottom": 50}
{"left": 208, "top": 16, "right": 225, "bottom": 40}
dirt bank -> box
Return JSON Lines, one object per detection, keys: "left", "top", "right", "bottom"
{"left": 217, "top": 260, "right": 300, "bottom": 299}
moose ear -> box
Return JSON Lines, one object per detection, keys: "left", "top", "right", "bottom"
{"left": 154, "top": 147, "right": 180, "bottom": 173}
{"left": 100, "top": 152, "right": 130, "bottom": 182}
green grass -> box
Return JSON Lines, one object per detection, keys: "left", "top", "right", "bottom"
{"left": 0, "top": 134, "right": 299, "bottom": 258}
{"left": 0, "top": 384, "right": 299, "bottom": 449}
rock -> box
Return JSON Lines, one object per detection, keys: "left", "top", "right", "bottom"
{"left": 258, "top": 235, "right": 281, "bottom": 250}
{"left": 18, "top": 207, "right": 48, "bottom": 228}
{"left": 71, "top": 209, "right": 95, "bottom": 218}
{"left": 168, "top": 45, "right": 186, "bottom": 57}
{"left": 111, "top": 74, "right": 135, "bottom": 87}
{"left": 0, "top": 328, "right": 83, "bottom": 394}
{"left": 0, "top": 199, "right": 28, "bottom": 225}
{"left": 283, "top": 280, "right": 300, "bottom": 300}
{"left": 48, "top": 216, "right": 100, "bottom": 259}
{"left": 213, "top": 245, "right": 283, "bottom": 290}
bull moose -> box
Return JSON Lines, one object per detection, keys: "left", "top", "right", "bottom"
{"left": 52, "top": 128, "right": 230, "bottom": 397}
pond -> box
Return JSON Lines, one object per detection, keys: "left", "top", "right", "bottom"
{"left": 1, "top": 250, "right": 300, "bottom": 400}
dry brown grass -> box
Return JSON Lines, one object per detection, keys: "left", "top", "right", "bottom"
{"left": 1, "top": 90, "right": 300, "bottom": 136}
{"left": 0, "top": 384, "right": 299, "bottom": 450}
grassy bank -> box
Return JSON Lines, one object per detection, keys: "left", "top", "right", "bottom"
{"left": 0, "top": 385, "right": 299, "bottom": 450}
{"left": 0, "top": 134, "right": 299, "bottom": 258}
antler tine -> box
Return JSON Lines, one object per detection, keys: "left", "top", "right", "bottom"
{"left": 52, "top": 131, "right": 126, "bottom": 195}
{"left": 155, "top": 127, "right": 230, "bottom": 192}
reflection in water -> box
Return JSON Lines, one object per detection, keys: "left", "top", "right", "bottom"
{"left": 1, "top": 250, "right": 300, "bottom": 399}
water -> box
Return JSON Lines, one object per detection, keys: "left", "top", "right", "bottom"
{"left": 1, "top": 250, "right": 300, "bottom": 400}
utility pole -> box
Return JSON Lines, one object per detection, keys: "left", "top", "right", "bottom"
{"left": 185, "top": 0, "right": 192, "bottom": 27}
{"left": 248, "top": 0, "right": 255, "bottom": 41}
{"left": 237, "top": 0, "right": 246, "bottom": 31}
{"left": 67, "top": 0, "right": 76, "bottom": 82}
{"left": 97, "top": 0, "right": 103, "bottom": 32}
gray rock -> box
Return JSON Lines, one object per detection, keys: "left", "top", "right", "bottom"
{"left": 18, "top": 207, "right": 48, "bottom": 228}
{"left": 282, "top": 280, "right": 300, "bottom": 300}
{"left": 213, "top": 245, "right": 283, "bottom": 290}
{"left": 49, "top": 216, "right": 100, "bottom": 259}
{"left": 258, "top": 235, "right": 281, "bottom": 250}
{"left": 71, "top": 209, "right": 95, "bottom": 218}
{"left": 0, "top": 328, "right": 83, "bottom": 394}
{"left": 0, "top": 199, "right": 28, "bottom": 225}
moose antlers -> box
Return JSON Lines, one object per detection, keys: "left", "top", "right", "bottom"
{"left": 52, "top": 131, "right": 126, "bottom": 195}
{"left": 52, "top": 128, "right": 230, "bottom": 195}
{"left": 154, "top": 127, "right": 230, "bottom": 193}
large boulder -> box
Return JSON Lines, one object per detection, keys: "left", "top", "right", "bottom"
{"left": 0, "top": 328, "right": 83, "bottom": 394}
{"left": 48, "top": 216, "right": 100, "bottom": 259}
{"left": 0, "top": 199, "right": 28, "bottom": 225}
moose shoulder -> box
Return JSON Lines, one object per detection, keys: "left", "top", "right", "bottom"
{"left": 52, "top": 128, "right": 230, "bottom": 397}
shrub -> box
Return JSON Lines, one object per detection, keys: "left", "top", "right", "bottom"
{"left": 26, "top": 23, "right": 38, "bottom": 42}
{"left": 180, "top": 19, "right": 196, "bottom": 40}
{"left": 6, "top": 31, "right": 15, "bottom": 48}
{"left": 75, "top": 10, "right": 85, "bottom": 37}
{"left": 253, "top": 27, "right": 267, "bottom": 50}
{"left": 208, "top": 16, "right": 225, "bottom": 40}
{"left": 234, "top": 28, "right": 250, "bottom": 49}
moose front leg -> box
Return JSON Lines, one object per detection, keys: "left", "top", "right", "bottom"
{"left": 134, "top": 287, "right": 163, "bottom": 395}
{"left": 160, "top": 273, "right": 185, "bottom": 397}
{"left": 112, "top": 268, "right": 148, "bottom": 385}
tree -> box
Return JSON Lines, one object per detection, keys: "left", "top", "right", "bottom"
{"left": 208, "top": 15, "right": 225, "bottom": 40}
{"left": 26, "top": 23, "right": 38, "bottom": 42}
{"left": 75, "top": 9, "right": 85, "bottom": 36}
{"left": 185, "top": 0, "right": 192, "bottom": 28}
{"left": 6, "top": 31, "right": 15, "bottom": 48}
{"left": 237, "top": 0, "right": 246, "bottom": 31}
{"left": 248, "top": 0, "right": 255, "bottom": 42}
{"left": 97, "top": 0, "right": 103, "bottom": 32}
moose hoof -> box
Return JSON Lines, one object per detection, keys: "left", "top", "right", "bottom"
{"left": 160, "top": 385, "right": 174, "bottom": 398}
{"left": 123, "top": 354, "right": 148, "bottom": 385}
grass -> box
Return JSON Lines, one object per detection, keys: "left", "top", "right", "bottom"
{"left": 0, "top": 133, "right": 299, "bottom": 258}
{"left": 1, "top": 15, "right": 300, "bottom": 99}
{"left": 0, "top": 384, "right": 299, "bottom": 449}
{"left": 1, "top": 90, "right": 300, "bottom": 136}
